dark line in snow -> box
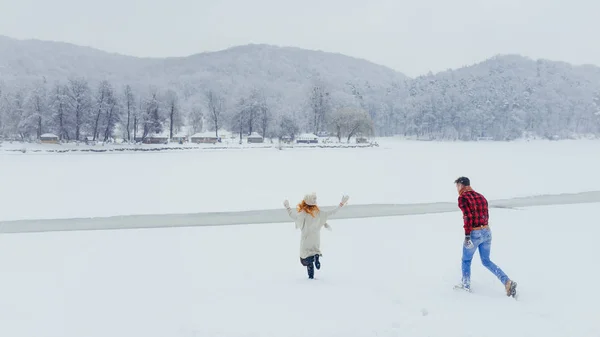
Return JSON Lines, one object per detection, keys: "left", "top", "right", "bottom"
{"left": 1, "top": 191, "right": 600, "bottom": 234}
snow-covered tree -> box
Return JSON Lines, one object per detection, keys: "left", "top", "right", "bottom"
{"left": 102, "top": 86, "right": 120, "bottom": 141}
{"left": 25, "top": 80, "right": 50, "bottom": 139}
{"left": 166, "top": 90, "right": 183, "bottom": 138}
{"left": 188, "top": 107, "right": 203, "bottom": 135}
{"left": 66, "top": 78, "right": 92, "bottom": 141}
{"left": 142, "top": 88, "right": 162, "bottom": 139}
{"left": 50, "top": 83, "right": 70, "bottom": 140}
{"left": 329, "top": 107, "right": 374, "bottom": 142}
{"left": 308, "top": 81, "right": 331, "bottom": 135}
{"left": 206, "top": 89, "right": 224, "bottom": 138}
{"left": 123, "top": 85, "right": 136, "bottom": 142}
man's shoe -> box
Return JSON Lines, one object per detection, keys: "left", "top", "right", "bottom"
{"left": 505, "top": 280, "right": 517, "bottom": 297}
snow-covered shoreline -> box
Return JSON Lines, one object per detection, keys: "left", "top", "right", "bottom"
{"left": 0, "top": 141, "right": 379, "bottom": 154}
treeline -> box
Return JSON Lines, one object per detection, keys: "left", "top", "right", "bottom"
{"left": 1, "top": 55, "right": 600, "bottom": 142}
{"left": 0, "top": 78, "right": 374, "bottom": 143}
{"left": 0, "top": 78, "right": 187, "bottom": 142}
{"left": 345, "top": 56, "right": 600, "bottom": 140}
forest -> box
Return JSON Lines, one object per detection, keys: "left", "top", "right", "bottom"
{"left": 1, "top": 42, "right": 599, "bottom": 142}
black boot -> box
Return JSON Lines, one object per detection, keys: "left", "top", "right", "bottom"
{"left": 300, "top": 256, "right": 316, "bottom": 279}
{"left": 307, "top": 263, "right": 314, "bottom": 279}
{"left": 314, "top": 254, "right": 321, "bottom": 270}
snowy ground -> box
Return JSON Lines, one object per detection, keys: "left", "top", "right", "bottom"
{"left": 1, "top": 138, "right": 599, "bottom": 337}
{"left": 0, "top": 204, "right": 598, "bottom": 337}
{"left": 1, "top": 138, "right": 600, "bottom": 222}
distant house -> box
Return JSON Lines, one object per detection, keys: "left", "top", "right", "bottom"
{"left": 40, "top": 133, "right": 59, "bottom": 144}
{"left": 191, "top": 132, "right": 218, "bottom": 144}
{"left": 247, "top": 132, "right": 264, "bottom": 143}
{"left": 296, "top": 133, "right": 318, "bottom": 144}
{"left": 144, "top": 134, "right": 169, "bottom": 144}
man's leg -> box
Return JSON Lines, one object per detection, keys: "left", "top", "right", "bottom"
{"left": 478, "top": 230, "right": 510, "bottom": 285}
{"left": 461, "top": 239, "right": 477, "bottom": 289}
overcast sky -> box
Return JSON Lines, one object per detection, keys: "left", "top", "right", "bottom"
{"left": 0, "top": 0, "right": 598, "bottom": 77}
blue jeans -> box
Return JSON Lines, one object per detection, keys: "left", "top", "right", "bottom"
{"left": 461, "top": 227, "right": 509, "bottom": 288}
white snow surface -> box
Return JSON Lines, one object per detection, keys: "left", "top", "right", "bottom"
{"left": 1, "top": 138, "right": 600, "bottom": 336}
{"left": 1, "top": 138, "right": 600, "bottom": 222}
{"left": 0, "top": 205, "right": 598, "bottom": 337}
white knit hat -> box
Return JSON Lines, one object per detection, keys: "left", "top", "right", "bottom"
{"left": 303, "top": 192, "right": 317, "bottom": 206}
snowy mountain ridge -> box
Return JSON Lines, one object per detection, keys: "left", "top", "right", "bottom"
{"left": 1, "top": 35, "right": 600, "bottom": 141}
{"left": 0, "top": 35, "right": 407, "bottom": 90}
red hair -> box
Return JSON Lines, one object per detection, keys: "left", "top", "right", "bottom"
{"left": 297, "top": 200, "right": 320, "bottom": 217}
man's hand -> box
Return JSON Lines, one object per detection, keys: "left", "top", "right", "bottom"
{"left": 283, "top": 200, "right": 290, "bottom": 209}
{"left": 464, "top": 235, "right": 474, "bottom": 249}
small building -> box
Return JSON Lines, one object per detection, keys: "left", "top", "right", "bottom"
{"left": 296, "top": 133, "right": 318, "bottom": 144}
{"left": 40, "top": 133, "right": 59, "bottom": 144}
{"left": 247, "top": 132, "right": 264, "bottom": 143}
{"left": 191, "top": 132, "right": 218, "bottom": 144}
{"left": 144, "top": 134, "right": 169, "bottom": 144}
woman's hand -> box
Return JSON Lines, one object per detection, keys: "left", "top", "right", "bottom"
{"left": 340, "top": 195, "right": 350, "bottom": 206}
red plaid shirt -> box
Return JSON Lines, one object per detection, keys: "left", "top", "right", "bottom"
{"left": 458, "top": 188, "right": 489, "bottom": 235}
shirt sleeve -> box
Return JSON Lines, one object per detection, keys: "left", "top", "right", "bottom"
{"left": 458, "top": 195, "right": 472, "bottom": 235}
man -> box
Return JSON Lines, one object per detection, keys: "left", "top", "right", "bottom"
{"left": 454, "top": 176, "right": 517, "bottom": 297}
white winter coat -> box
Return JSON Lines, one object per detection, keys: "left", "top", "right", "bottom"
{"left": 286, "top": 205, "right": 342, "bottom": 259}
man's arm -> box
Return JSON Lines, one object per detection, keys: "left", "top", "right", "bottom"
{"left": 458, "top": 195, "right": 472, "bottom": 236}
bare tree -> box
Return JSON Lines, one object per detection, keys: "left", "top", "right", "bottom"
{"left": 7, "top": 88, "right": 27, "bottom": 140}
{"left": 142, "top": 89, "right": 162, "bottom": 139}
{"left": 232, "top": 96, "right": 249, "bottom": 142}
{"left": 206, "top": 90, "right": 224, "bottom": 138}
{"left": 166, "top": 90, "right": 181, "bottom": 138}
{"left": 246, "top": 90, "right": 260, "bottom": 135}
{"left": 329, "top": 107, "right": 373, "bottom": 142}
{"left": 188, "top": 107, "right": 203, "bottom": 134}
{"left": 66, "top": 78, "right": 91, "bottom": 141}
{"left": 133, "top": 99, "right": 143, "bottom": 141}
{"left": 27, "top": 81, "right": 48, "bottom": 139}
{"left": 278, "top": 115, "right": 299, "bottom": 140}
{"left": 102, "top": 88, "right": 120, "bottom": 142}
{"left": 92, "top": 80, "right": 111, "bottom": 140}
{"left": 51, "top": 84, "right": 69, "bottom": 140}
{"left": 309, "top": 82, "right": 331, "bottom": 135}
{"left": 123, "top": 85, "right": 136, "bottom": 142}
{"left": 254, "top": 90, "right": 271, "bottom": 138}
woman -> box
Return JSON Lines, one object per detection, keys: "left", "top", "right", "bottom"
{"left": 284, "top": 192, "right": 350, "bottom": 279}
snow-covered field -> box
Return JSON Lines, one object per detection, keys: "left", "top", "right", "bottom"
{"left": 1, "top": 138, "right": 599, "bottom": 337}
{"left": 1, "top": 205, "right": 598, "bottom": 337}
{"left": 1, "top": 138, "right": 600, "bottom": 221}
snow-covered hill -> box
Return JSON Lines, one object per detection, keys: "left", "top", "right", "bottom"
{"left": 1, "top": 35, "right": 600, "bottom": 141}
{"left": 0, "top": 35, "right": 407, "bottom": 94}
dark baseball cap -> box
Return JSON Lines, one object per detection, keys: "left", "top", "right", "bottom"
{"left": 454, "top": 176, "right": 470, "bottom": 186}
